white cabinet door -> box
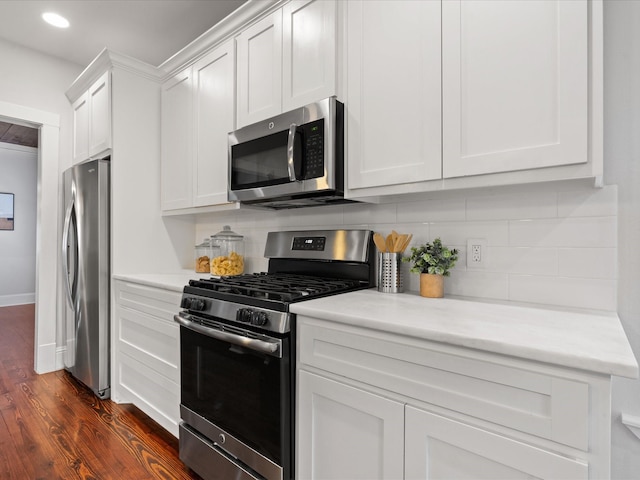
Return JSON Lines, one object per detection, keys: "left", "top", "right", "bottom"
{"left": 405, "top": 406, "right": 588, "bottom": 480}
{"left": 192, "top": 41, "right": 236, "bottom": 207}
{"left": 72, "top": 91, "right": 89, "bottom": 163}
{"left": 282, "top": 0, "right": 337, "bottom": 112}
{"left": 346, "top": 0, "right": 442, "bottom": 190}
{"left": 88, "top": 70, "right": 112, "bottom": 158}
{"left": 160, "top": 69, "right": 193, "bottom": 211}
{"left": 236, "top": 10, "right": 283, "bottom": 128}
{"left": 297, "top": 371, "right": 404, "bottom": 480}
{"left": 442, "top": 0, "right": 588, "bottom": 178}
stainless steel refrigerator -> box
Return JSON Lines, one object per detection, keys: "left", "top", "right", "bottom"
{"left": 62, "top": 158, "right": 110, "bottom": 399}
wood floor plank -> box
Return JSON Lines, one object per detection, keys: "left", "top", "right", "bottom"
{"left": 0, "top": 305, "right": 201, "bottom": 480}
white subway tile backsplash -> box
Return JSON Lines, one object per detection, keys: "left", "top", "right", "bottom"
{"left": 430, "top": 221, "right": 510, "bottom": 246}
{"left": 444, "top": 271, "right": 509, "bottom": 300}
{"left": 509, "top": 275, "right": 616, "bottom": 311}
{"left": 489, "top": 247, "right": 559, "bottom": 275}
{"left": 397, "top": 197, "right": 466, "bottom": 223}
{"left": 557, "top": 185, "right": 618, "bottom": 218}
{"left": 344, "top": 202, "right": 397, "bottom": 225}
{"left": 558, "top": 247, "right": 617, "bottom": 279}
{"left": 509, "top": 217, "right": 617, "bottom": 248}
{"left": 196, "top": 184, "right": 618, "bottom": 311}
{"left": 466, "top": 191, "right": 557, "bottom": 221}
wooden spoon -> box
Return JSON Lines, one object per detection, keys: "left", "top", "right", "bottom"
{"left": 373, "top": 232, "right": 387, "bottom": 252}
{"left": 394, "top": 234, "right": 407, "bottom": 253}
{"left": 399, "top": 234, "right": 413, "bottom": 253}
{"left": 385, "top": 234, "right": 394, "bottom": 253}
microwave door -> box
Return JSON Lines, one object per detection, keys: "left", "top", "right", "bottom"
{"left": 230, "top": 130, "right": 290, "bottom": 190}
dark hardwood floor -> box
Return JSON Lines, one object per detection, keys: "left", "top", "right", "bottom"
{"left": 0, "top": 304, "right": 201, "bottom": 480}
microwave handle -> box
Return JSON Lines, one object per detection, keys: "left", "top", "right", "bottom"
{"left": 287, "top": 123, "right": 301, "bottom": 182}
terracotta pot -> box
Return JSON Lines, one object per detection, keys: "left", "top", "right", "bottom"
{"left": 419, "top": 273, "right": 444, "bottom": 298}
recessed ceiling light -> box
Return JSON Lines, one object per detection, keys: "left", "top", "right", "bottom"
{"left": 42, "top": 12, "right": 70, "bottom": 29}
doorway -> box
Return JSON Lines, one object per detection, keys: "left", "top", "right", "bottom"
{"left": 0, "top": 100, "right": 60, "bottom": 374}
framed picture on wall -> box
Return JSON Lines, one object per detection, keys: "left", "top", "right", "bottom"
{"left": 0, "top": 192, "right": 15, "bottom": 231}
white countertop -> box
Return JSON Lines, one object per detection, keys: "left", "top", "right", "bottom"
{"left": 112, "top": 271, "right": 199, "bottom": 292}
{"left": 290, "top": 289, "right": 639, "bottom": 379}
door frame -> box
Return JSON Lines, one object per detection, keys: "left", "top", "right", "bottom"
{"left": 0, "top": 100, "right": 60, "bottom": 374}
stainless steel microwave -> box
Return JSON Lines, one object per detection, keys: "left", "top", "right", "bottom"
{"left": 228, "top": 97, "right": 349, "bottom": 209}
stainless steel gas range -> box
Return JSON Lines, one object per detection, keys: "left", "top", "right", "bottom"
{"left": 174, "top": 229, "right": 375, "bottom": 480}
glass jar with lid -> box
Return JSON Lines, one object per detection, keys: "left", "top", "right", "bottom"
{"left": 210, "top": 225, "right": 245, "bottom": 276}
{"left": 194, "top": 238, "right": 212, "bottom": 273}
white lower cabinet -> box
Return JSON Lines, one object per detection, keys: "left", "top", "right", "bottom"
{"left": 113, "top": 280, "right": 182, "bottom": 437}
{"left": 297, "top": 371, "right": 405, "bottom": 480}
{"left": 297, "top": 317, "right": 611, "bottom": 479}
{"left": 405, "top": 406, "right": 587, "bottom": 480}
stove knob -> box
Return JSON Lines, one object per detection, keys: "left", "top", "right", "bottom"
{"left": 251, "top": 311, "right": 268, "bottom": 326}
{"left": 236, "top": 308, "right": 251, "bottom": 323}
{"left": 180, "top": 297, "right": 192, "bottom": 309}
{"left": 191, "top": 299, "right": 205, "bottom": 311}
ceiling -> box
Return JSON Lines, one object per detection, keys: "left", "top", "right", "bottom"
{"left": 0, "top": 122, "right": 38, "bottom": 148}
{"left": 0, "top": 0, "right": 248, "bottom": 68}
{"left": 0, "top": 0, "right": 248, "bottom": 149}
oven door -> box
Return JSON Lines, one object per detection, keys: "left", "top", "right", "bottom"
{"left": 176, "top": 314, "right": 292, "bottom": 480}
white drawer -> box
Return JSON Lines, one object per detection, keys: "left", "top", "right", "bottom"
{"left": 115, "top": 281, "right": 182, "bottom": 321}
{"left": 117, "top": 304, "right": 179, "bottom": 382}
{"left": 298, "top": 318, "right": 589, "bottom": 451}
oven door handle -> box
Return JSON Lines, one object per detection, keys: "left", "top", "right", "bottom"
{"left": 174, "top": 314, "right": 282, "bottom": 358}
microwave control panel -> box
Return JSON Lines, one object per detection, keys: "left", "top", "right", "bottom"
{"left": 302, "top": 120, "right": 324, "bottom": 179}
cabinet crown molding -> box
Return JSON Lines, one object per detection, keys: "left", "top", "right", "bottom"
{"left": 65, "top": 48, "right": 163, "bottom": 102}
{"left": 158, "top": 0, "right": 284, "bottom": 78}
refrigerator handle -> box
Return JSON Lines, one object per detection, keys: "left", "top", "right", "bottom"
{"left": 62, "top": 197, "right": 75, "bottom": 310}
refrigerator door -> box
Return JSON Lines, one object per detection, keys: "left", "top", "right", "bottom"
{"left": 63, "top": 159, "right": 110, "bottom": 399}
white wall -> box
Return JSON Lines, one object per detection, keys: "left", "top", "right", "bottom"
{"left": 0, "top": 143, "right": 37, "bottom": 306}
{"left": 0, "top": 38, "right": 80, "bottom": 171}
{"left": 604, "top": 2, "right": 640, "bottom": 479}
{"left": 0, "top": 37, "right": 82, "bottom": 367}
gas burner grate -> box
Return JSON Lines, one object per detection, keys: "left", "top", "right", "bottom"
{"left": 190, "top": 273, "right": 362, "bottom": 302}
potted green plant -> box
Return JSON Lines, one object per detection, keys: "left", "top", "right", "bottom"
{"left": 403, "top": 238, "right": 458, "bottom": 298}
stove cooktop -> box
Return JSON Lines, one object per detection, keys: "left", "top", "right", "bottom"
{"left": 189, "top": 272, "right": 367, "bottom": 304}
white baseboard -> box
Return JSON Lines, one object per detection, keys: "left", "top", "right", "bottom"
{"left": 56, "top": 346, "right": 66, "bottom": 371}
{"left": 34, "top": 342, "right": 57, "bottom": 374}
{"left": 0, "top": 293, "right": 35, "bottom": 307}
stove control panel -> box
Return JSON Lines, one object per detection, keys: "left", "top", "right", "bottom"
{"left": 236, "top": 308, "right": 269, "bottom": 326}
{"left": 292, "top": 236, "right": 326, "bottom": 251}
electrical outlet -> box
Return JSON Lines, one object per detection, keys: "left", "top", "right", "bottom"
{"left": 467, "top": 238, "right": 487, "bottom": 268}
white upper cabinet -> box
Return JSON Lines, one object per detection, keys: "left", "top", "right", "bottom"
{"left": 88, "top": 71, "right": 112, "bottom": 159}
{"left": 442, "top": 0, "right": 588, "bottom": 178}
{"left": 346, "top": 0, "right": 599, "bottom": 199}
{"left": 72, "top": 70, "right": 111, "bottom": 163}
{"left": 72, "top": 92, "right": 89, "bottom": 163}
{"left": 161, "top": 40, "right": 236, "bottom": 212}
{"left": 193, "top": 42, "right": 236, "bottom": 207}
{"left": 346, "top": 0, "right": 442, "bottom": 190}
{"left": 236, "top": 10, "right": 283, "bottom": 128}
{"left": 282, "top": 0, "right": 337, "bottom": 112}
{"left": 236, "top": 0, "right": 337, "bottom": 128}
{"left": 161, "top": 69, "right": 193, "bottom": 211}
